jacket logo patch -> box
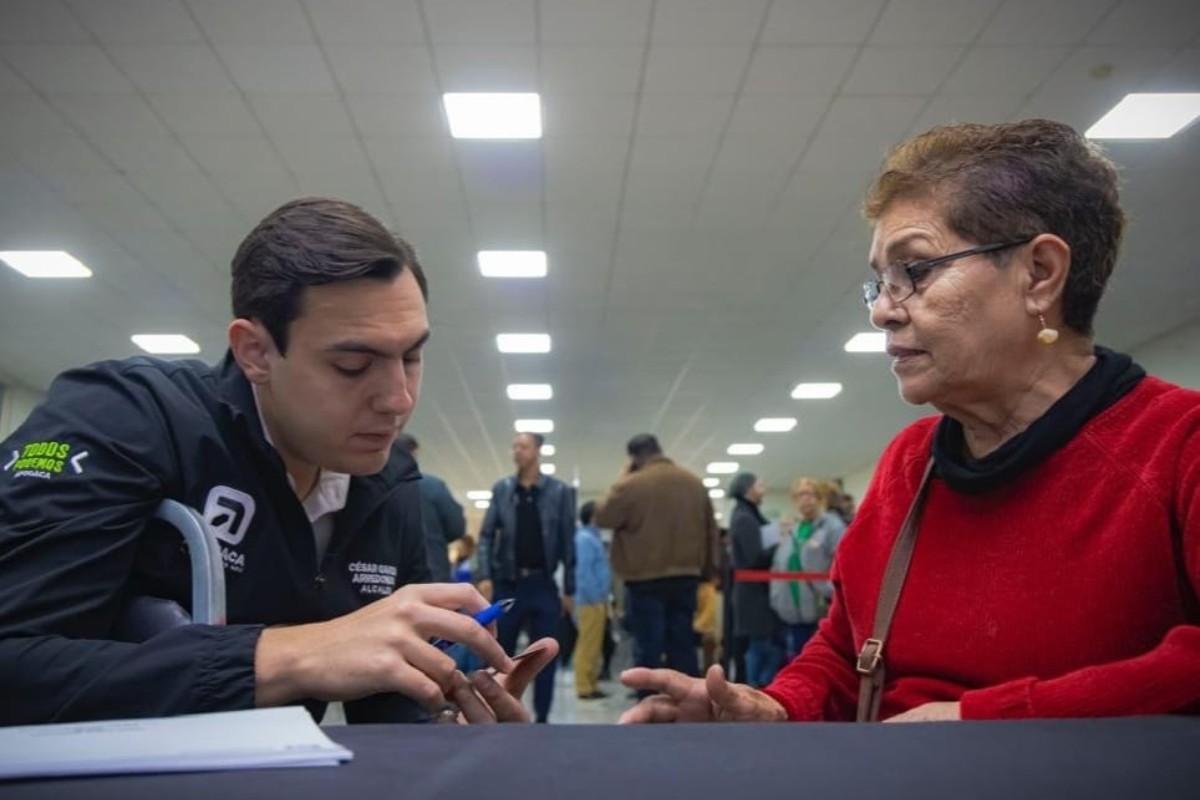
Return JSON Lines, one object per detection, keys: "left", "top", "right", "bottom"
{"left": 3, "top": 440, "right": 86, "bottom": 481}
{"left": 203, "top": 486, "right": 256, "bottom": 546}
{"left": 348, "top": 561, "right": 397, "bottom": 596}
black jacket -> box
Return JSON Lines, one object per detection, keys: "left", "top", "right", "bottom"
{"left": 0, "top": 354, "right": 431, "bottom": 725}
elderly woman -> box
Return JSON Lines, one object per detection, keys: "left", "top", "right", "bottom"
{"left": 728, "top": 472, "right": 780, "bottom": 688}
{"left": 769, "top": 478, "right": 846, "bottom": 660}
{"left": 621, "top": 118, "right": 1200, "bottom": 723}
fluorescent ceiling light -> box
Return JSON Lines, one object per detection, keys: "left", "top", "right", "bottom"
{"left": 791, "top": 382, "right": 843, "bottom": 399}
{"left": 844, "top": 332, "right": 886, "bottom": 353}
{"left": 474, "top": 499, "right": 491, "bottom": 509}
{"left": 466, "top": 490, "right": 493, "bottom": 501}
{"left": 515, "top": 419, "right": 554, "bottom": 433}
{"left": 540, "top": 444, "right": 556, "bottom": 456}
{"left": 708, "top": 489, "right": 726, "bottom": 499}
{"left": 0, "top": 250, "right": 92, "bottom": 278}
{"left": 540, "top": 463, "right": 557, "bottom": 475}
{"left": 727, "top": 443, "right": 764, "bottom": 456}
{"left": 754, "top": 417, "right": 797, "bottom": 433}
{"left": 131, "top": 334, "right": 200, "bottom": 355}
{"left": 443, "top": 92, "right": 542, "bottom": 139}
{"left": 479, "top": 250, "right": 547, "bottom": 278}
{"left": 715, "top": 511, "right": 723, "bottom": 521}
{"left": 507, "top": 383, "right": 553, "bottom": 400}
{"left": 497, "top": 333, "right": 551, "bottom": 353}
{"left": 702, "top": 477, "right": 720, "bottom": 488}
{"left": 1086, "top": 93, "right": 1200, "bottom": 139}
{"left": 706, "top": 462, "right": 739, "bottom": 474}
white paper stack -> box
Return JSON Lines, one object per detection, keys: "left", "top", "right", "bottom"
{"left": 0, "top": 706, "right": 353, "bottom": 781}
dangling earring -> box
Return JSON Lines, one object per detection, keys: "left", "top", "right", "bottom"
{"left": 1037, "top": 313, "right": 1059, "bottom": 345}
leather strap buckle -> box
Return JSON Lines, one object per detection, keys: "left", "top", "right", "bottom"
{"left": 856, "top": 638, "right": 884, "bottom": 676}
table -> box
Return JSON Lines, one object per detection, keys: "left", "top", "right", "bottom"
{"left": 5, "top": 717, "right": 1198, "bottom": 799}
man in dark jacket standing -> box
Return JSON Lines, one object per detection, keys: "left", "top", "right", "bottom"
{"left": 477, "top": 432, "right": 576, "bottom": 723}
{"left": 593, "top": 434, "right": 716, "bottom": 685}
{"left": 397, "top": 433, "right": 465, "bottom": 581}
{"left": 0, "top": 197, "right": 553, "bottom": 725}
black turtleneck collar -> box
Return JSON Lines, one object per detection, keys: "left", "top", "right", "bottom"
{"left": 932, "top": 346, "right": 1145, "bottom": 494}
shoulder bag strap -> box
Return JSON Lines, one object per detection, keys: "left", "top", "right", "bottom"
{"left": 856, "top": 457, "right": 936, "bottom": 722}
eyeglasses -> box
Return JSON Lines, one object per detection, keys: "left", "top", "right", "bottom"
{"left": 862, "top": 237, "right": 1035, "bottom": 307}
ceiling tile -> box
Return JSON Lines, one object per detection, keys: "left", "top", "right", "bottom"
{"left": 187, "top": 0, "right": 314, "bottom": 45}
{"left": 209, "top": 166, "right": 297, "bottom": 218}
{"left": 725, "top": 93, "right": 828, "bottom": 144}
{"left": 69, "top": 0, "right": 202, "bottom": 44}
{"left": 456, "top": 140, "right": 542, "bottom": 204}
{"left": 540, "top": 45, "right": 644, "bottom": 94}
{"left": 0, "top": 44, "right": 132, "bottom": 92}
{"left": 1151, "top": 46, "right": 1200, "bottom": 89}
{"left": 180, "top": 135, "right": 287, "bottom": 175}
{"left": 762, "top": 0, "right": 887, "bottom": 45}
{"left": 1086, "top": 0, "right": 1200, "bottom": 46}
{"left": 467, "top": 201, "right": 542, "bottom": 243}
{"left": 271, "top": 136, "right": 373, "bottom": 177}
{"left": 7, "top": 134, "right": 112, "bottom": 174}
{"left": 0, "top": 0, "right": 90, "bottom": 42}
{"left": 363, "top": 134, "right": 457, "bottom": 173}
{"left": 90, "top": 134, "right": 200, "bottom": 173}
{"left": 980, "top": 0, "right": 1115, "bottom": 45}
{"left": 799, "top": 95, "right": 926, "bottom": 171}
{"left": 542, "top": 93, "right": 636, "bottom": 138}
{"left": 643, "top": 45, "right": 752, "bottom": 93}
{"left": 652, "top": 0, "right": 770, "bottom": 44}
{"left": 146, "top": 92, "right": 262, "bottom": 137}
{"left": 246, "top": 93, "right": 356, "bottom": 138}
{"left": 106, "top": 44, "right": 237, "bottom": 92}
{"left": 423, "top": 0, "right": 535, "bottom": 44}
{"left": 0, "top": 92, "right": 76, "bottom": 142}
{"left": 215, "top": 44, "right": 336, "bottom": 93}
{"left": 870, "top": 0, "right": 1003, "bottom": 45}
{"left": 743, "top": 45, "right": 859, "bottom": 94}
{"left": 50, "top": 92, "right": 171, "bottom": 139}
{"left": 324, "top": 45, "right": 436, "bottom": 93}
{"left": 908, "top": 93, "right": 1025, "bottom": 132}
{"left": 941, "top": 46, "right": 1069, "bottom": 95}
{"left": 0, "top": 58, "right": 28, "bottom": 92}
{"left": 539, "top": 0, "right": 652, "bottom": 44}
{"left": 346, "top": 93, "right": 446, "bottom": 136}
{"left": 434, "top": 45, "right": 536, "bottom": 91}
{"left": 636, "top": 93, "right": 733, "bottom": 137}
{"left": 303, "top": 0, "right": 425, "bottom": 44}
{"left": 842, "top": 45, "right": 965, "bottom": 95}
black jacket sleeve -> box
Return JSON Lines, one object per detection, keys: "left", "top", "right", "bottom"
{"left": 0, "top": 365, "right": 260, "bottom": 724}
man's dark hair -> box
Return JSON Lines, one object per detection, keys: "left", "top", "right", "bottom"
{"left": 231, "top": 197, "right": 428, "bottom": 353}
{"left": 516, "top": 432, "right": 545, "bottom": 448}
{"left": 580, "top": 501, "right": 595, "bottom": 526}
{"left": 626, "top": 433, "right": 662, "bottom": 460}
{"left": 396, "top": 433, "right": 418, "bottom": 456}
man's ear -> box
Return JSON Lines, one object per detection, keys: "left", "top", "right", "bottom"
{"left": 228, "top": 319, "right": 277, "bottom": 384}
{"left": 1023, "top": 233, "right": 1071, "bottom": 320}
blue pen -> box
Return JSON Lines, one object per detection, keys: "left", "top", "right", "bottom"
{"left": 431, "top": 598, "right": 516, "bottom": 651}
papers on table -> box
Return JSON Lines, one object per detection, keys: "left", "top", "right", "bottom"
{"left": 0, "top": 706, "right": 353, "bottom": 781}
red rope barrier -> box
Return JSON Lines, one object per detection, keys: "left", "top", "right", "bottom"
{"left": 734, "top": 569, "right": 830, "bottom": 582}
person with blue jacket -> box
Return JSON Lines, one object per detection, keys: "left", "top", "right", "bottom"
{"left": 573, "top": 501, "right": 612, "bottom": 699}
{"left": 477, "top": 432, "right": 576, "bottom": 722}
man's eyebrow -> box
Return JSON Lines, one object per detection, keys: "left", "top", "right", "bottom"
{"left": 326, "top": 329, "right": 431, "bottom": 358}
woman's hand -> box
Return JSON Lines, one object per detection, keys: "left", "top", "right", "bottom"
{"left": 449, "top": 638, "right": 560, "bottom": 724}
{"left": 619, "top": 664, "right": 788, "bottom": 723}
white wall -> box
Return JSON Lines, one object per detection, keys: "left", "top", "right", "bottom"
{"left": 0, "top": 384, "right": 43, "bottom": 440}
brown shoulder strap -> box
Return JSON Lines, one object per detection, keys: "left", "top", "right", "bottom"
{"left": 856, "top": 458, "right": 936, "bottom": 722}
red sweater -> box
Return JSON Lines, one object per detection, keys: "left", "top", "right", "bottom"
{"left": 763, "top": 375, "right": 1200, "bottom": 720}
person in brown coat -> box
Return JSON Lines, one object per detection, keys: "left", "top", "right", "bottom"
{"left": 593, "top": 434, "right": 717, "bottom": 685}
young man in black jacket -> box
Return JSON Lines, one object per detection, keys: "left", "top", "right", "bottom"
{"left": 0, "top": 197, "right": 555, "bottom": 725}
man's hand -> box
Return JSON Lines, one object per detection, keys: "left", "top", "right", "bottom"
{"left": 254, "top": 582, "right": 514, "bottom": 712}
{"left": 561, "top": 595, "right": 574, "bottom": 616}
{"left": 618, "top": 664, "right": 788, "bottom": 724}
{"left": 883, "top": 702, "right": 961, "bottom": 723}
{"left": 477, "top": 579, "right": 494, "bottom": 602}
{"left": 449, "top": 638, "right": 560, "bottom": 724}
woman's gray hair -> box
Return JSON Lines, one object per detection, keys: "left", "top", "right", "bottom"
{"left": 729, "top": 472, "right": 758, "bottom": 500}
